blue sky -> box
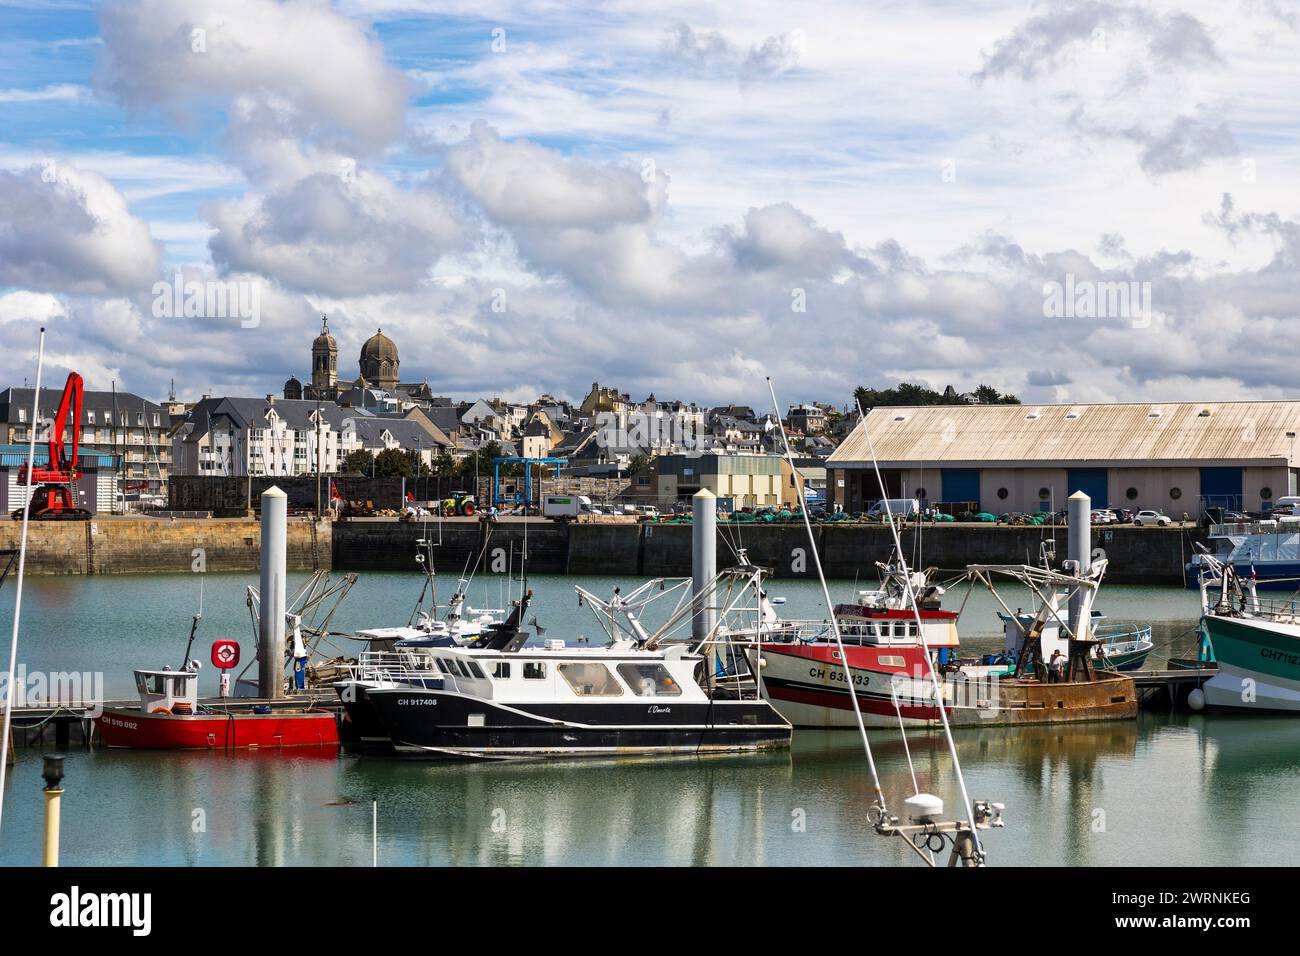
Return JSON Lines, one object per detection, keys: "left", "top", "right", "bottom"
{"left": 2, "top": 0, "right": 1300, "bottom": 408}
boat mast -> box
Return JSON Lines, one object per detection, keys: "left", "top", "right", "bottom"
{"left": 853, "top": 396, "right": 989, "bottom": 865}
{"left": 0, "top": 327, "right": 47, "bottom": 838}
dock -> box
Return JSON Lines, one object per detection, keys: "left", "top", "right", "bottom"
{"left": 1131, "top": 668, "right": 1217, "bottom": 710}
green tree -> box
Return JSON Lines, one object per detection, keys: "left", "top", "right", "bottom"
{"left": 342, "top": 449, "right": 374, "bottom": 475}
{"left": 627, "top": 453, "right": 650, "bottom": 475}
{"left": 853, "top": 381, "right": 1019, "bottom": 409}
{"left": 373, "top": 447, "right": 414, "bottom": 478}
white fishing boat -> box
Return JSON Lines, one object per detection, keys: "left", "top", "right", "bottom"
{"left": 1195, "top": 548, "right": 1300, "bottom": 713}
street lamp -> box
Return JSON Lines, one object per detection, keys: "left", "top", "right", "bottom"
{"left": 42, "top": 753, "right": 65, "bottom": 867}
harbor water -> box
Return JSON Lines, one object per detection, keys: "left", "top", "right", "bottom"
{"left": 1, "top": 570, "right": 1295, "bottom": 867}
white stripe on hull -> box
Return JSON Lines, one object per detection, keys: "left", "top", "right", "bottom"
{"left": 1203, "top": 665, "right": 1300, "bottom": 712}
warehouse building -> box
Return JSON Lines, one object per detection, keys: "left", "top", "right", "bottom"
{"left": 828, "top": 402, "right": 1300, "bottom": 518}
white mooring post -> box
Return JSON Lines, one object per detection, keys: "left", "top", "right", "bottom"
{"left": 259, "top": 486, "right": 288, "bottom": 699}
{"left": 1067, "top": 491, "right": 1092, "bottom": 640}
{"left": 692, "top": 489, "right": 717, "bottom": 642}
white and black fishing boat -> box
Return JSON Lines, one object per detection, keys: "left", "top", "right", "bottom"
{"left": 338, "top": 585, "right": 790, "bottom": 761}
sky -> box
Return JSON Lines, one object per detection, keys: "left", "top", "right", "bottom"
{"left": 1, "top": 0, "right": 1299, "bottom": 411}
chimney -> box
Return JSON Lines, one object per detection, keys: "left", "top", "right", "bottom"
{"left": 266, "top": 394, "right": 275, "bottom": 404}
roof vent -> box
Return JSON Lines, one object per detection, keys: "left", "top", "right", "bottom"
{"left": 893, "top": 414, "right": 907, "bottom": 422}
{"left": 1065, "top": 407, "right": 1083, "bottom": 419}
{"left": 1148, "top": 408, "right": 1162, "bottom": 418}
{"left": 1198, "top": 408, "right": 1212, "bottom": 417}
{"left": 1025, "top": 411, "right": 1040, "bottom": 420}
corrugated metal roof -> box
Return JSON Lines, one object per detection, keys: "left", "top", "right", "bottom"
{"left": 0, "top": 444, "right": 119, "bottom": 468}
{"left": 828, "top": 402, "right": 1300, "bottom": 466}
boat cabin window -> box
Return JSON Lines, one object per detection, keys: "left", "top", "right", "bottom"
{"left": 618, "top": 663, "right": 683, "bottom": 697}
{"left": 523, "top": 662, "right": 547, "bottom": 680}
{"left": 136, "top": 673, "right": 187, "bottom": 695}
{"left": 464, "top": 660, "right": 487, "bottom": 679}
{"left": 492, "top": 662, "right": 511, "bottom": 679}
{"left": 435, "top": 658, "right": 455, "bottom": 676}
{"left": 558, "top": 663, "right": 623, "bottom": 697}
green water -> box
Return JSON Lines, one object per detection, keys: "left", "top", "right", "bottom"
{"left": 1, "top": 571, "right": 1295, "bottom": 867}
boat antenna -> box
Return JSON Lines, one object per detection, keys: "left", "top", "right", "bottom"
{"left": 0, "top": 327, "right": 47, "bottom": 838}
{"left": 179, "top": 578, "right": 204, "bottom": 670}
{"left": 855, "top": 397, "right": 986, "bottom": 864}
{"left": 765, "top": 378, "right": 887, "bottom": 815}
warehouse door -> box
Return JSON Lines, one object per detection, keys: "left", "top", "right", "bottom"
{"left": 1066, "top": 468, "right": 1109, "bottom": 508}
{"left": 941, "top": 469, "right": 980, "bottom": 512}
{"left": 1199, "top": 467, "right": 1242, "bottom": 511}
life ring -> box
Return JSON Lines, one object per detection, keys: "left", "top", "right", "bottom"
{"left": 150, "top": 706, "right": 172, "bottom": 715}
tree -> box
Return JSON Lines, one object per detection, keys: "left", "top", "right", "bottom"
{"left": 343, "top": 449, "right": 374, "bottom": 475}
{"left": 431, "top": 450, "right": 457, "bottom": 476}
{"left": 627, "top": 453, "right": 650, "bottom": 475}
{"left": 373, "top": 447, "right": 414, "bottom": 478}
{"left": 853, "top": 381, "right": 1020, "bottom": 409}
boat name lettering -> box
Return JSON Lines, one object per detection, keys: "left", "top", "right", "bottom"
{"left": 811, "top": 666, "right": 869, "bottom": 687}
{"left": 1260, "top": 647, "right": 1300, "bottom": 668}
{"left": 103, "top": 715, "right": 139, "bottom": 730}
{"left": 397, "top": 698, "right": 438, "bottom": 706}
{"left": 647, "top": 705, "right": 672, "bottom": 714}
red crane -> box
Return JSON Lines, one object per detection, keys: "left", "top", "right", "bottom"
{"left": 13, "top": 372, "right": 93, "bottom": 520}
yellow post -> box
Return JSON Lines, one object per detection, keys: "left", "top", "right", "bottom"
{"left": 43, "top": 786, "right": 62, "bottom": 867}
{"left": 41, "top": 753, "right": 64, "bottom": 867}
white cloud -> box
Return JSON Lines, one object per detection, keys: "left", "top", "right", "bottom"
{"left": 0, "top": 164, "right": 162, "bottom": 295}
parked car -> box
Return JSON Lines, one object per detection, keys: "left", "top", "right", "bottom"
{"left": 1133, "top": 509, "right": 1172, "bottom": 527}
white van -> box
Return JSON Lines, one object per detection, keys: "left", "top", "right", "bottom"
{"left": 543, "top": 494, "right": 595, "bottom": 521}
{"left": 1268, "top": 496, "right": 1300, "bottom": 513}
{"left": 866, "top": 498, "right": 920, "bottom": 521}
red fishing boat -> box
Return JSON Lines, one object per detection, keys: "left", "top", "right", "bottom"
{"left": 96, "top": 666, "right": 339, "bottom": 750}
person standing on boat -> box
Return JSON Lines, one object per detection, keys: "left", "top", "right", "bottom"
{"left": 1048, "top": 649, "right": 1065, "bottom": 683}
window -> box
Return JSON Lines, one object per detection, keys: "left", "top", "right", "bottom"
{"left": 997, "top": 487, "right": 1009, "bottom": 500}
{"left": 464, "top": 660, "right": 487, "bottom": 679}
{"left": 491, "top": 662, "right": 511, "bottom": 679}
{"left": 523, "top": 662, "right": 547, "bottom": 680}
{"left": 1262, "top": 487, "right": 1274, "bottom": 501}
{"left": 86, "top": 410, "right": 95, "bottom": 424}
{"left": 1038, "top": 487, "right": 1051, "bottom": 500}
{"left": 1170, "top": 487, "right": 1182, "bottom": 500}
{"left": 618, "top": 663, "right": 683, "bottom": 697}
{"left": 558, "top": 663, "right": 623, "bottom": 697}
{"left": 17, "top": 408, "right": 26, "bottom": 423}
{"left": 1126, "top": 487, "right": 1138, "bottom": 500}
{"left": 435, "top": 658, "right": 454, "bottom": 675}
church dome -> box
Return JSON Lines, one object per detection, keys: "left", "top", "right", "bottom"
{"left": 361, "top": 328, "right": 398, "bottom": 364}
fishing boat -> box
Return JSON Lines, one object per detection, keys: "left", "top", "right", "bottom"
{"left": 1186, "top": 516, "right": 1300, "bottom": 590}
{"left": 1194, "top": 548, "right": 1300, "bottom": 712}
{"left": 740, "top": 562, "right": 962, "bottom": 727}
{"left": 341, "top": 587, "right": 791, "bottom": 760}
{"left": 96, "top": 664, "right": 339, "bottom": 749}
{"left": 994, "top": 610, "right": 1153, "bottom": 672}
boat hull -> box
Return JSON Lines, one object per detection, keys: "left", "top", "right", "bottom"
{"left": 364, "top": 688, "right": 791, "bottom": 760}
{"left": 1202, "top": 613, "right": 1300, "bottom": 712}
{"left": 748, "top": 642, "right": 1136, "bottom": 727}
{"left": 96, "top": 707, "right": 339, "bottom": 749}
{"left": 335, "top": 677, "right": 444, "bottom": 755}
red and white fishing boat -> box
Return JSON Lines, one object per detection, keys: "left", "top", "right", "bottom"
{"left": 743, "top": 564, "right": 961, "bottom": 728}
{"left": 96, "top": 665, "right": 340, "bottom": 749}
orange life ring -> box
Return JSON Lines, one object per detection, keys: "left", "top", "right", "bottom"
{"left": 150, "top": 706, "right": 172, "bottom": 715}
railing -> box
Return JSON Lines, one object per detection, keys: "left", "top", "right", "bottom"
{"left": 1092, "top": 622, "right": 1152, "bottom": 654}
{"left": 1209, "top": 520, "right": 1300, "bottom": 538}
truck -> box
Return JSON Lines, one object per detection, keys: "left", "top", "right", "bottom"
{"left": 543, "top": 494, "right": 595, "bottom": 521}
